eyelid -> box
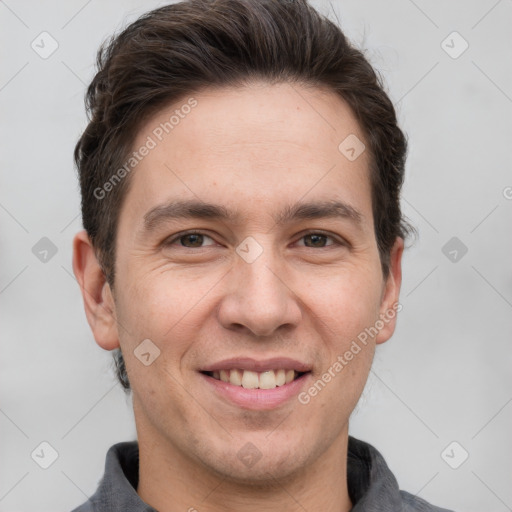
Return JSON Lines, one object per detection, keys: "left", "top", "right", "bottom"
{"left": 293, "top": 230, "right": 347, "bottom": 248}
{"left": 163, "top": 230, "right": 217, "bottom": 247}
{"left": 162, "top": 229, "right": 348, "bottom": 248}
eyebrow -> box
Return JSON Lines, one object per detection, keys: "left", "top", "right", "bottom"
{"left": 143, "top": 199, "right": 363, "bottom": 232}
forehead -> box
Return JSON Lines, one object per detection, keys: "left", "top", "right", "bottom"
{"left": 123, "top": 82, "right": 372, "bottom": 230}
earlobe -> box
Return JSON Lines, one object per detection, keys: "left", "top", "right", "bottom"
{"left": 375, "top": 237, "right": 404, "bottom": 345}
{"left": 72, "top": 230, "right": 120, "bottom": 351}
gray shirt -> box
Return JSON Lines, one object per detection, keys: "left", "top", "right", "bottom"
{"left": 71, "top": 436, "right": 454, "bottom": 511}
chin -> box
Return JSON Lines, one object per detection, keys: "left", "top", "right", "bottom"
{"left": 201, "top": 440, "right": 312, "bottom": 485}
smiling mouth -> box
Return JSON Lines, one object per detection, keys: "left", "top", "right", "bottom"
{"left": 202, "top": 369, "right": 309, "bottom": 389}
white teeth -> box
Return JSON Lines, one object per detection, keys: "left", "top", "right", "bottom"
{"left": 210, "top": 368, "right": 301, "bottom": 388}
{"left": 241, "top": 370, "right": 259, "bottom": 389}
{"left": 285, "top": 369, "right": 295, "bottom": 384}
{"left": 230, "top": 369, "right": 243, "bottom": 386}
{"left": 259, "top": 370, "right": 277, "bottom": 389}
{"left": 275, "top": 369, "right": 286, "bottom": 386}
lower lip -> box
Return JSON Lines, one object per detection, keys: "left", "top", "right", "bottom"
{"left": 200, "top": 372, "right": 311, "bottom": 410}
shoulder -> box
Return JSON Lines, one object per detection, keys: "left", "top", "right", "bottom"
{"left": 400, "top": 490, "right": 455, "bottom": 512}
{"left": 68, "top": 441, "right": 142, "bottom": 512}
{"left": 70, "top": 499, "right": 96, "bottom": 512}
{"left": 348, "top": 436, "right": 455, "bottom": 512}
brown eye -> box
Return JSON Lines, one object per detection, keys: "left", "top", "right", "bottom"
{"left": 170, "top": 233, "right": 216, "bottom": 248}
{"left": 302, "top": 233, "right": 331, "bottom": 248}
{"left": 180, "top": 234, "right": 204, "bottom": 247}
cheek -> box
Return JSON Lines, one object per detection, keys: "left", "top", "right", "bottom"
{"left": 302, "top": 278, "right": 379, "bottom": 423}
{"left": 117, "top": 267, "right": 217, "bottom": 339}
{"left": 113, "top": 268, "right": 224, "bottom": 394}
{"left": 306, "top": 268, "right": 383, "bottom": 340}
{"left": 115, "top": 274, "right": 199, "bottom": 406}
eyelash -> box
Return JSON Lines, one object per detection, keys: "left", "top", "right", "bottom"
{"left": 163, "top": 230, "right": 346, "bottom": 249}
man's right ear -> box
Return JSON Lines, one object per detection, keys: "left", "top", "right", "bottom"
{"left": 72, "top": 230, "right": 120, "bottom": 351}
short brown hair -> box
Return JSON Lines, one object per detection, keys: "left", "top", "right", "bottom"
{"left": 75, "top": 0, "right": 413, "bottom": 390}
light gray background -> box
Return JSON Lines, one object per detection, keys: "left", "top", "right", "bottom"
{"left": 1, "top": 0, "right": 511, "bottom": 511}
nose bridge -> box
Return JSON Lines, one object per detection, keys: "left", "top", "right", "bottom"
{"left": 243, "top": 256, "right": 282, "bottom": 305}
{"left": 236, "top": 234, "right": 279, "bottom": 288}
{"left": 218, "top": 238, "right": 301, "bottom": 336}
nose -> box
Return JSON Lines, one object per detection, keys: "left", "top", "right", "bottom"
{"left": 217, "top": 248, "right": 302, "bottom": 338}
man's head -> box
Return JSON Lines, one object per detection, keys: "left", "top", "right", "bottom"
{"left": 73, "top": 0, "right": 410, "bottom": 488}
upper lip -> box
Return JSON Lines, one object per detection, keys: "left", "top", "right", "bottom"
{"left": 200, "top": 357, "right": 312, "bottom": 373}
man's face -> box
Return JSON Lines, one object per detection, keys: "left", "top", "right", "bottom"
{"left": 102, "top": 82, "right": 401, "bottom": 481}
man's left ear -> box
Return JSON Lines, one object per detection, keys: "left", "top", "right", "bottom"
{"left": 375, "top": 237, "right": 404, "bottom": 345}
